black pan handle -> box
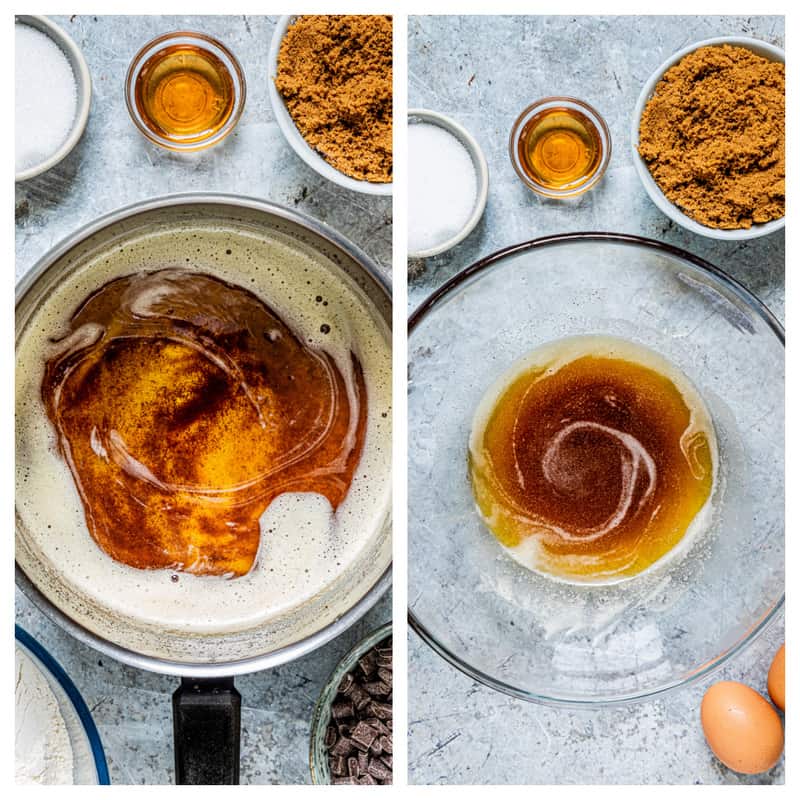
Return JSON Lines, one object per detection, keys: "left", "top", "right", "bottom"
{"left": 173, "top": 677, "right": 241, "bottom": 784}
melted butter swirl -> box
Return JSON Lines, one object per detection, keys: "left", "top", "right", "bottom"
{"left": 42, "top": 269, "right": 367, "bottom": 578}
{"left": 537, "top": 420, "right": 657, "bottom": 543}
{"left": 469, "top": 337, "right": 716, "bottom": 583}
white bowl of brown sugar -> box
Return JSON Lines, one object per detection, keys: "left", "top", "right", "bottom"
{"left": 632, "top": 36, "right": 784, "bottom": 241}
{"left": 268, "top": 15, "right": 392, "bottom": 196}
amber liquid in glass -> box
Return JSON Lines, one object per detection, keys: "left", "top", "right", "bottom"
{"left": 517, "top": 106, "right": 602, "bottom": 191}
{"left": 134, "top": 43, "right": 235, "bottom": 144}
{"left": 469, "top": 338, "right": 715, "bottom": 583}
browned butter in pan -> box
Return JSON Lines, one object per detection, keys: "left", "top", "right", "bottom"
{"left": 42, "top": 269, "right": 367, "bottom": 578}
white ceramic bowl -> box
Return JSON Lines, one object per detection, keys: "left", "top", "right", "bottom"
{"left": 15, "top": 15, "right": 92, "bottom": 183}
{"left": 267, "top": 15, "right": 392, "bottom": 196}
{"left": 408, "top": 108, "right": 489, "bottom": 259}
{"left": 631, "top": 36, "right": 784, "bottom": 241}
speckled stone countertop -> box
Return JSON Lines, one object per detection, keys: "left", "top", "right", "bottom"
{"left": 15, "top": 14, "right": 391, "bottom": 785}
{"left": 408, "top": 15, "right": 784, "bottom": 785}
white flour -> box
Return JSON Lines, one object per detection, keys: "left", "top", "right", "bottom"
{"left": 15, "top": 646, "right": 74, "bottom": 785}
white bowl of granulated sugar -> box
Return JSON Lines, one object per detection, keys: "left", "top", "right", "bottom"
{"left": 15, "top": 15, "right": 92, "bottom": 182}
{"left": 408, "top": 109, "right": 489, "bottom": 259}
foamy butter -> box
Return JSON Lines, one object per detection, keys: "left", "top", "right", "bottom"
{"left": 469, "top": 335, "right": 718, "bottom": 585}
{"left": 16, "top": 223, "right": 391, "bottom": 633}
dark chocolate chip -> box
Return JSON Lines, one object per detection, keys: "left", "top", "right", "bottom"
{"left": 347, "top": 756, "right": 360, "bottom": 778}
{"left": 370, "top": 737, "right": 383, "bottom": 755}
{"left": 368, "top": 700, "right": 392, "bottom": 719}
{"left": 367, "top": 760, "right": 392, "bottom": 782}
{"left": 337, "top": 723, "right": 352, "bottom": 739}
{"left": 380, "top": 753, "right": 393, "bottom": 770}
{"left": 378, "top": 735, "right": 393, "bottom": 754}
{"left": 332, "top": 777, "right": 358, "bottom": 785}
{"left": 367, "top": 718, "right": 390, "bottom": 736}
{"left": 330, "top": 737, "right": 354, "bottom": 757}
{"left": 350, "top": 720, "right": 378, "bottom": 750}
{"left": 330, "top": 755, "right": 346, "bottom": 776}
{"left": 351, "top": 686, "right": 371, "bottom": 710}
{"left": 332, "top": 700, "right": 354, "bottom": 720}
{"left": 359, "top": 774, "right": 378, "bottom": 785}
{"left": 324, "top": 725, "right": 337, "bottom": 749}
{"left": 377, "top": 667, "right": 392, "bottom": 684}
{"left": 357, "top": 652, "right": 377, "bottom": 679}
{"left": 363, "top": 680, "right": 391, "bottom": 697}
{"left": 338, "top": 673, "right": 355, "bottom": 695}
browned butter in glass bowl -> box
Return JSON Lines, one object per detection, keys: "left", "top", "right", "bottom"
{"left": 469, "top": 336, "right": 716, "bottom": 583}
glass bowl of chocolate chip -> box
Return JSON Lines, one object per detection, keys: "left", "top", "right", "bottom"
{"left": 310, "top": 623, "right": 393, "bottom": 785}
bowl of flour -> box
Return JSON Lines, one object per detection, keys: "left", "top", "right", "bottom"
{"left": 15, "top": 626, "right": 109, "bottom": 785}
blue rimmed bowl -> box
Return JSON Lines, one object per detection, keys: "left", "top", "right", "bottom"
{"left": 15, "top": 626, "right": 110, "bottom": 784}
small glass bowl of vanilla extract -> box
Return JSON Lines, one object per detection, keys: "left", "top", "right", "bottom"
{"left": 509, "top": 97, "right": 611, "bottom": 198}
{"left": 125, "top": 31, "right": 246, "bottom": 152}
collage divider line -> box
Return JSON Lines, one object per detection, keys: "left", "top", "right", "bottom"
{"left": 391, "top": 10, "right": 410, "bottom": 789}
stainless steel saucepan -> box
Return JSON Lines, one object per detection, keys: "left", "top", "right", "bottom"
{"left": 15, "top": 194, "right": 392, "bottom": 784}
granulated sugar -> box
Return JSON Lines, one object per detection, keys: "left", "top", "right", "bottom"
{"left": 15, "top": 23, "right": 78, "bottom": 173}
{"left": 408, "top": 121, "right": 478, "bottom": 254}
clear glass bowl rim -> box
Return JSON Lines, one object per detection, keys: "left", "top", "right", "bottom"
{"left": 408, "top": 231, "right": 784, "bottom": 707}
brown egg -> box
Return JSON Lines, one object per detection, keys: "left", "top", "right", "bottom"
{"left": 768, "top": 644, "right": 785, "bottom": 711}
{"left": 701, "top": 681, "right": 784, "bottom": 774}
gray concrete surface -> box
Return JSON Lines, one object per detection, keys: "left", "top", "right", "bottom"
{"left": 408, "top": 15, "right": 784, "bottom": 785}
{"left": 15, "top": 14, "right": 391, "bottom": 785}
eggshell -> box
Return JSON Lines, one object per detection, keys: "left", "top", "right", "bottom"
{"left": 768, "top": 644, "right": 785, "bottom": 711}
{"left": 701, "top": 681, "right": 783, "bottom": 774}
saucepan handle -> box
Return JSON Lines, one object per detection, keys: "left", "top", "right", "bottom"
{"left": 173, "top": 676, "right": 241, "bottom": 785}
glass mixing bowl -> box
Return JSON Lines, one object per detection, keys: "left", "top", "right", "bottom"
{"left": 408, "top": 233, "right": 784, "bottom": 705}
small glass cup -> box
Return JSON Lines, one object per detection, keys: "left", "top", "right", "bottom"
{"left": 509, "top": 96, "right": 611, "bottom": 198}
{"left": 125, "top": 31, "right": 246, "bottom": 152}
{"left": 309, "top": 622, "right": 392, "bottom": 784}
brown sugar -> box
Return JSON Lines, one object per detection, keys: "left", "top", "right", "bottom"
{"left": 275, "top": 15, "right": 392, "bottom": 183}
{"left": 638, "top": 44, "right": 784, "bottom": 229}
